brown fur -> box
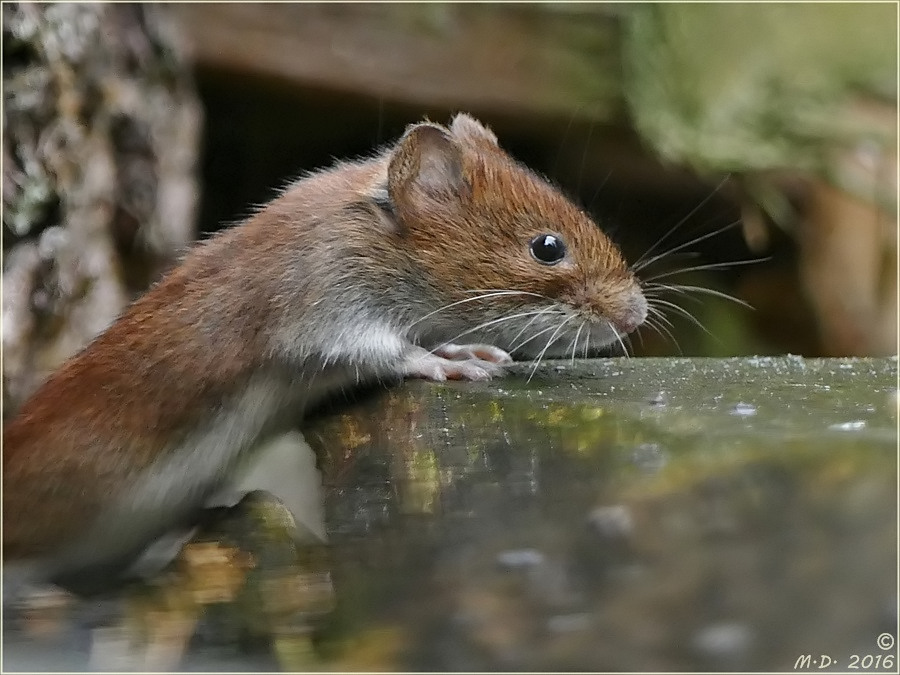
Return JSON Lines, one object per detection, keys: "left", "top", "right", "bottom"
{"left": 2, "top": 114, "right": 645, "bottom": 591}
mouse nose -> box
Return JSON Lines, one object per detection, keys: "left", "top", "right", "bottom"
{"left": 614, "top": 292, "right": 648, "bottom": 335}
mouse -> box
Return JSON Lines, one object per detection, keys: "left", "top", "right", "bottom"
{"left": 2, "top": 113, "right": 647, "bottom": 595}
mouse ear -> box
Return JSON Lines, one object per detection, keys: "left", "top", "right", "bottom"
{"left": 388, "top": 123, "right": 470, "bottom": 210}
{"left": 450, "top": 113, "right": 499, "bottom": 147}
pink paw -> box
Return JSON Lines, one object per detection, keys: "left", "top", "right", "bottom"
{"left": 402, "top": 344, "right": 512, "bottom": 382}
{"left": 433, "top": 343, "right": 514, "bottom": 365}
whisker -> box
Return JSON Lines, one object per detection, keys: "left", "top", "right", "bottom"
{"left": 648, "top": 314, "right": 679, "bottom": 348}
{"left": 631, "top": 175, "right": 732, "bottom": 270}
{"left": 610, "top": 320, "right": 629, "bottom": 358}
{"left": 430, "top": 309, "right": 554, "bottom": 354}
{"left": 646, "top": 283, "right": 753, "bottom": 309}
{"left": 647, "top": 304, "right": 677, "bottom": 331}
{"left": 649, "top": 298, "right": 718, "bottom": 340}
{"left": 461, "top": 289, "right": 550, "bottom": 300}
{"left": 644, "top": 287, "right": 705, "bottom": 307}
{"left": 507, "top": 306, "right": 563, "bottom": 351}
{"left": 570, "top": 320, "right": 586, "bottom": 365}
{"left": 633, "top": 324, "right": 645, "bottom": 349}
{"left": 566, "top": 328, "right": 577, "bottom": 364}
{"left": 586, "top": 168, "right": 613, "bottom": 214}
{"left": 641, "top": 256, "right": 770, "bottom": 283}
{"left": 551, "top": 104, "right": 583, "bottom": 179}
{"left": 509, "top": 322, "right": 563, "bottom": 354}
{"left": 649, "top": 298, "right": 705, "bottom": 325}
{"left": 643, "top": 315, "right": 682, "bottom": 354}
{"left": 528, "top": 315, "right": 578, "bottom": 383}
{"left": 632, "top": 218, "right": 742, "bottom": 274}
{"left": 410, "top": 290, "right": 545, "bottom": 329}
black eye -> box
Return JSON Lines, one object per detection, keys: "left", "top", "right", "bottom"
{"left": 530, "top": 234, "right": 567, "bottom": 265}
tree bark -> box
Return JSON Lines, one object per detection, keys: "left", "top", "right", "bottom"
{"left": 2, "top": 3, "right": 203, "bottom": 414}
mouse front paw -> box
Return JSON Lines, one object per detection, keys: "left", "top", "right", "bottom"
{"left": 401, "top": 346, "right": 510, "bottom": 382}
{"left": 432, "top": 343, "right": 514, "bottom": 365}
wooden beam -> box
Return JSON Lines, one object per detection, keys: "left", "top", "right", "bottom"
{"left": 169, "top": 4, "right": 623, "bottom": 122}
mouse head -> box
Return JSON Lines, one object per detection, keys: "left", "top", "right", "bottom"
{"left": 385, "top": 114, "right": 647, "bottom": 357}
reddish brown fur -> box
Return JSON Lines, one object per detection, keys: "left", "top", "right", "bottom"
{"left": 3, "top": 235, "right": 268, "bottom": 557}
{"left": 2, "top": 114, "right": 643, "bottom": 587}
{"left": 393, "top": 121, "right": 636, "bottom": 328}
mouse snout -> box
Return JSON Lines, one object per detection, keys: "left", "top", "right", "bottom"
{"left": 613, "top": 289, "right": 648, "bottom": 335}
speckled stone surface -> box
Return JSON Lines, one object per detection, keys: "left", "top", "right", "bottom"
{"left": 4, "top": 357, "right": 897, "bottom": 671}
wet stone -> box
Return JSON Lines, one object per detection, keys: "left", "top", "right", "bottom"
{"left": 628, "top": 442, "right": 667, "bottom": 473}
{"left": 647, "top": 390, "right": 668, "bottom": 406}
{"left": 496, "top": 548, "right": 545, "bottom": 570}
{"left": 302, "top": 356, "right": 897, "bottom": 671}
{"left": 692, "top": 621, "right": 755, "bottom": 665}
{"left": 587, "top": 505, "right": 634, "bottom": 540}
{"left": 730, "top": 402, "right": 757, "bottom": 417}
{"left": 4, "top": 357, "right": 894, "bottom": 671}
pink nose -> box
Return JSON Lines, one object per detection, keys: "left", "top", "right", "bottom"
{"left": 615, "top": 294, "right": 648, "bottom": 334}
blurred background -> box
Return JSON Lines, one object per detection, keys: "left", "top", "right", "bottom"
{"left": 2, "top": 2, "right": 897, "bottom": 408}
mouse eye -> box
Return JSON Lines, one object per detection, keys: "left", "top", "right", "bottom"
{"left": 530, "top": 234, "right": 567, "bottom": 265}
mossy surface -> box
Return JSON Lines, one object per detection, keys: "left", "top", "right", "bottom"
{"left": 622, "top": 4, "right": 896, "bottom": 174}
